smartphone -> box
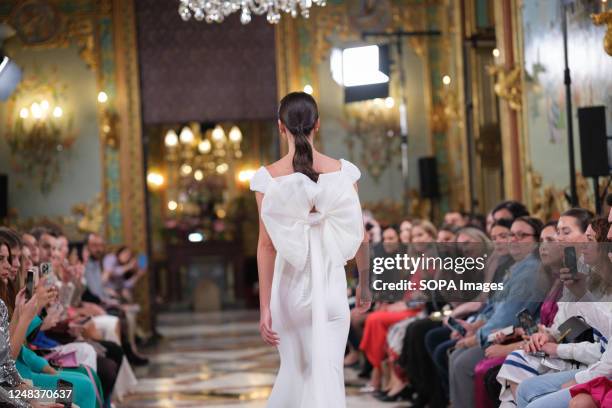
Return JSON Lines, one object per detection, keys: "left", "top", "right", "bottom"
{"left": 25, "top": 269, "right": 35, "bottom": 300}
{"left": 40, "top": 262, "right": 55, "bottom": 287}
{"left": 447, "top": 316, "right": 467, "bottom": 336}
{"left": 40, "top": 262, "right": 51, "bottom": 277}
{"left": 516, "top": 308, "right": 538, "bottom": 336}
{"left": 55, "top": 378, "right": 73, "bottom": 407}
{"left": 529, "top": 350, "right": 547, "bottom": 358}
{"left": 487, "top": 325, "right": 514, "bottom": 343}
{"left": 564, "top": 246, "right": 578, "bottom": 278}
{"left": 137, "top": 253, "right": 148, "bottom": 270}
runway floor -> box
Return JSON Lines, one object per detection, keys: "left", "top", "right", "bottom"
{"left": 118, "top": 310, "right": 398, "bottom": 407}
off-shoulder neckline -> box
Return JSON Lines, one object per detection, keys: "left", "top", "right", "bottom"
{"left": 261, "top": 158, "right": 346, "bottom": 182}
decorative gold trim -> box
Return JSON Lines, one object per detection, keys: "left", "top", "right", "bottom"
{"left": 486, "top": 64, "right": 522, "bottom": 111}
{"left": 112, "top": 0, "right": 146, "bottom": 252}
{"left": 111, "top": 0, "right": 149, "bottom": 331}
{"left": 591, "top": 10, "right": 612, "bottom": 56}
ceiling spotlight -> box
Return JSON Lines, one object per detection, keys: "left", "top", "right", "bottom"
{"left": 330, "top": 44, "right": 390, "bottom": 103}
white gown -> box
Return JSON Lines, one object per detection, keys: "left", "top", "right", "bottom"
{"left": 250, "top": 159, "right": 364, "bottom": 408}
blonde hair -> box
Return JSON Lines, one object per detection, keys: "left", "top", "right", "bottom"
{"left": 411, "top": 219, "right": 437, "bottom": 239}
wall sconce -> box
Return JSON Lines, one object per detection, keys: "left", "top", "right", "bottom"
{"left": 97, "top": 90, "right": 119, "bottom": 148}
{"left": 592, "top": 1, "right": 612, "bottom": 56}
{"left": 5, "top": 72, "right": 76, "bottom": 193}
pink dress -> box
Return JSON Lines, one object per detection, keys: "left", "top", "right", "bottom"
{"left": 570, "top": 377, "right": 612, "bottom": 408}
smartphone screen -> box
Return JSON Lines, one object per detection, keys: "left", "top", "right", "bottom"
{"left": 447, "top": 317, "right": 467, "bottom": 336}
{"left": 56, "top": 378, "right": 73, "bottom": 407}
{"left": 25, "top": 270, "right": 34, "bottom": 300}
{"left": 517, "top": 309, "right": 538, "bottom": 336}
{"left": 137, "top": 253, "right": 148, "bottom": 270}
{"left": 40, "top": 262, "right": 51, "bottom": 277}
{"left": 564, "top": 246, "right": 578, "bottom": 277}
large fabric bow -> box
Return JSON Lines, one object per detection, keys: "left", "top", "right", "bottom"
{"left": 260, "top": 173, "right": 363, "bottom": 271}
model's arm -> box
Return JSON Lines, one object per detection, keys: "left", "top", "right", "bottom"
{"left": 255, "top": 192, "right": 279, "bottom": 346}
{"left": 352, "top": 182, "right": 371, "bottom": 313}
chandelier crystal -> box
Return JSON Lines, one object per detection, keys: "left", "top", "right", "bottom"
{"left": 178, "top": 0, "right": 327, "bottom": 25}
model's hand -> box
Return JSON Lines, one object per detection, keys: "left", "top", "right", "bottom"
{"left": 259, "top": 308, "right": 279, "bottom": 346}
{"left": 355, "top": 286, "right": 371, "bottom": 314}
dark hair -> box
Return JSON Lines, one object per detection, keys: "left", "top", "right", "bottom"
{"left": 29, "top": 226, "right": 56, "bottom": 240}
{"left": 438, "top": 223, "right": 459, "bottom": 234}
{"left": 278, "top": 92, "right": 319, "bottom": 182}
{"left": 0, "top": 227, "right": 21, "bottom": 249}
{"left": 491, "top": 218, "right": 513, "bottom": 230}
{"left": 513, "top": 216, "right": 544, "bottom": 239}
{"left": 467, "top": 213, "right": 486, "bottom": 231}
{"left": 0, "top": 236, "right": 12, "bottom": 314}
{"left": 589, "top": 217, "right": 611, "bottom": 243}
{"left": 539, "top": 220, "right": 559, "bottom": 239}
{"left": 492, "top": 200, "right": 529, "bottom": 220}
{"left": 382, "top": 225, "right": 399, "bottom": 234}
{"left": 561, "top": 208, "right": 594, "bottom": 233}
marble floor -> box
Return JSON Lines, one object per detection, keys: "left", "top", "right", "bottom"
{"left": 118, "top": 310, "right": 405, "bottom": 408}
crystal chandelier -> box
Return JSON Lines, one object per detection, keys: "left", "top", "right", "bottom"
{"left": 178, "top": 0, "right": 327, "bottom": 25}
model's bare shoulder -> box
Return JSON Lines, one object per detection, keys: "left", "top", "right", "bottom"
{"left": 314, "top": 153, "right": 342, "bottom": 173}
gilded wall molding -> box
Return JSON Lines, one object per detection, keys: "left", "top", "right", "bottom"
{"left": 592, "top": 9, "right": 612, "bottom": 56}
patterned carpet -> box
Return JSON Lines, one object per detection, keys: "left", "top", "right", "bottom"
{"left": 117, "top": 310, "right": 401, "bottom": 407}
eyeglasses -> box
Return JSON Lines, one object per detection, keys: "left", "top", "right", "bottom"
{"left": 491, "top": 233, "right": 511, "bottom": 241}
{"left": 509, "top": 232, "right": 537, "bottom": 240}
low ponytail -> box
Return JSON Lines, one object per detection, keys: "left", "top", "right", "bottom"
{"left": 278, "top": 92, "right": 319, "bottom": 182}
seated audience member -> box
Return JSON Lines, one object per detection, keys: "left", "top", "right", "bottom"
{"left": 399, "top": 219, "right": 412, "bottom": 244}
{"left": 437, "top": 223, "right": 458, "bottom": 243}
{"left": 470, "top": 221, "right": 560, "bottom": 407}
{"left": 359, "top": 224, "right": 425, "bottom": 394}
{"left": 444, "top": 211, "right": 469, "bottom": 228}
{"left": 486, "top": 211, "right": 495, "bottom": 235}
{"left": 363, "top": 210, "right": 382, "bottom": 244}
{"left": 25, "top": 228, "right": 138, "bottom": 400}
{"left": 102, "top": 246, "right": 146, "bottom": 302}
{"left": 468, "top": 213, "right": 488, "bottom": 232}
{"left": 568, "top": 376, "right": 612, "bottom": 407}
{"left": 491, "top": 200, "right": 530, "bottom": 222}
{"left": 83, "top": 233, "right": 148, "bottom": 367}
{"left": 399, "top": 227, "right": 492, "bottom": 408}
{"left": 21, "top": 233, "right": 40, "bottom": 267}
{"left": 0, "top": 234, "right": 98, "bottom": 408}
{"left": 449, "top": 216, "right": 545, "bottom": 408}
{"left": 515, "top": 301, "right": 612, "bottom": 408}
{"left": 512, "top": 212, "right": 612, "bottom": 408}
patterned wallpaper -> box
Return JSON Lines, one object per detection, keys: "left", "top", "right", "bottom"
{"left": 135, "top": 0, "right": 278, "bottom": 124}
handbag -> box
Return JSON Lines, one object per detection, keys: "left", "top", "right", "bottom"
{"left": 44, "top": 350, "right": 79, "bottom": 368}
{"left": 558, "top": 316, "right": 594, "bottom": 344}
